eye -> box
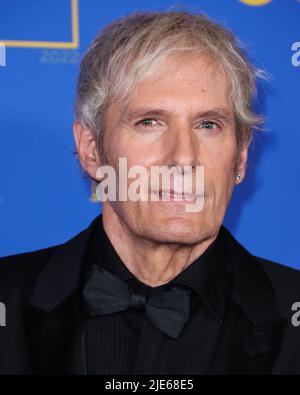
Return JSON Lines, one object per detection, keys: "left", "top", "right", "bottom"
{"left": 198, "top": 120, "right": 221, "bottom": 135}
{"left": 137, "top": 118, "right": 157, "bottom": 128}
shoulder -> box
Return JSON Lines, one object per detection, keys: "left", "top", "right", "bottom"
{"left": 256, "top": 257, "right": 300, "bottom": 318}
{"left": 258, "top": 256, "right": 300, "bottom": 287}
{"left": 222, "top": 226, "right": 300, "bottom": 319}
{"left": 0, "top": 246, "right": 60, "bottom": 301}
{"left": 0, "top": 245, "right": 60, "bottom": 276}
{"left": 0, "top": 215, "right": 100, "bottom": 303}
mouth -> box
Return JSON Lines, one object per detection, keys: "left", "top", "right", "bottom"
{"left": 152, "top": 190, "right": 202, "bottom": 203}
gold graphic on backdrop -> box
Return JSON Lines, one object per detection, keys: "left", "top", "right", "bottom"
{"left": 0, "top": 0, "right": 79, "bottom": 49}
{"left": 239, "top": 0, "right": 273, "bottom": 5}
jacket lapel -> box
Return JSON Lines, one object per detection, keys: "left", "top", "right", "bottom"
{"left": 211, "top": 228, "right": 287, "bottom": 375}
{"left": 23, "top": 292, "right": 87, "bottom": 374}
{"left": 211, "top": 301, "right": 286, "bottom": 375}
{"left": 23, "top": 215, "right": 101, "bottom": 374}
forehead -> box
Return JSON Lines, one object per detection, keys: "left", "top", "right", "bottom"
{"left": 109, "top": 53, "right": 232, "bottom": 121}
{"left": 123, "top": 53, "right": 230, "bottom": 114}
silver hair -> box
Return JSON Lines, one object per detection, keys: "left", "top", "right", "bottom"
{"left": 74, "top": 10, "right": 265, "bottom": 160}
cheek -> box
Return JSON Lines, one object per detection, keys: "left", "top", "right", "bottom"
{"left": 108, "top": 135, "right": 160, "bottom": 170}
{"left": 204, "top": 147, "right": 237, "bottom": 195}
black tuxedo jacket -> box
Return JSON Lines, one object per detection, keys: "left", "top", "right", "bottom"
{"left": 0, "top": 215, "right": 300, "bottom": 375}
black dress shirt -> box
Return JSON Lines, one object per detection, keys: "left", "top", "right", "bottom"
{"left": 83, "top": 218, "right": 232, "bottom": 375}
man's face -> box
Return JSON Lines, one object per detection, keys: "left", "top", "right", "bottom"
{"left": 100, "top": 54, "right": 247, "bottom": 243}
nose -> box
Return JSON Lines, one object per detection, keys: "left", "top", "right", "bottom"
{"left": 165, "top": 122, "right": 199, "bottom": 169}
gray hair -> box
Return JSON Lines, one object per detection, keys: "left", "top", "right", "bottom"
{"left": 74, "top": 10, "right": 265, "bottom": 160}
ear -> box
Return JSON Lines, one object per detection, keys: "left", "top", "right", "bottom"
{"left": 73, "top": 121, "right": 102, "bottom": 181}
{"left": 235, "top": 144, "right": 249, "bottom": 185}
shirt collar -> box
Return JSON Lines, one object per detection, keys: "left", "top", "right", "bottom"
{"left": 87, "top": 216, "right": 231, "bottom": 322}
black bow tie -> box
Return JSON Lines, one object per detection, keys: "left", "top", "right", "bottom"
{"left": 82, "top": 265, "right": 191, "bottom": 339}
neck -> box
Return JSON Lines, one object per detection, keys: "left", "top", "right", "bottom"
{"left": 102, "top": 206, "right": 218, "bottom": 287}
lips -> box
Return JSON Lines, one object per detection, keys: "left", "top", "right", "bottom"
{"left": 152, "top": 190, "right": 200, "bottom": 202}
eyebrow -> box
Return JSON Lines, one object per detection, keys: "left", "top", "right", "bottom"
{"left": 122, "top": 107, "right": 233, "bottom": 123}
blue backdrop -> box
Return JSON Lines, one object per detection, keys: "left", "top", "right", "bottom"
{"left": 0, "top": 0, "right": 299, "bottom": 269}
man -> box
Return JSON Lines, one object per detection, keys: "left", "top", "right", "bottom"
{"left": 0, "top": 11, "right": 300, "bottom": 375}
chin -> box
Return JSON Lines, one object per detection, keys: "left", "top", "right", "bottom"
{"left": 162, "top": 234, "right": 202, "bottom": 245}
{"left": 150, "top": 216, "right": 207, "bottom": 244}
